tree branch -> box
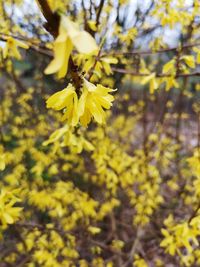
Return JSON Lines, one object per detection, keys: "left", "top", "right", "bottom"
{"left": 107, "top": 42, "right": 200, "bottom": 56}
{"left": 96, "top": 0, "right": 105, "bottom": 28}
{"left": 36, "top": 0, "right": 82, "bottom": 90}
{"left": 36, "top": 0, "right": 60, "bottom": 37}
{"left": 112, "top": 67, "right": 200, "bottom": 78}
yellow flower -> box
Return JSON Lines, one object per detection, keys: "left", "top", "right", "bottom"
{"left": 0, "top": 154, "right": 6, "bottom": 171}
{"left": 0, "top": 189, "right": 22, "bottom": 226}
{"left": 43, "top": 125, "right": 94, "bottom": 153}
{"left": 141, "top": 72, "right": 159, "bottom": 94}
{"left": 82, "top": 52, "right": 118, "bottom": 77}
{"left": 88, "top": 226, "right": 101, "bottom": 235}
{"left": 88, "top": 20, "right": 97, "bottom": 31}
{"left": 78, "top": 79, "right": 115, "bottom": 126}
{"left": 3, "top": 37, "right": 29, "bottom": 59}
{"left": 46, "top": 80, "right": 115, "bottom": 127}
{"left": 42, "top": 125, "right": 69, "bottom": 146}
{"left": 46, "top": 84, "right": 79, "bottom": 126}
{"left": 45, "top": 15, "right": 98, "bottom": 78}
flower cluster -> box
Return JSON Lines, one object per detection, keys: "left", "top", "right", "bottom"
{"left": 46, "top": 79, "right": 115, "bottom": 127}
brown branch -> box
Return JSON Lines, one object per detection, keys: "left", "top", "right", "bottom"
{"left": 82, "top": 0, "right": 88, "bottom": 31}
{"left": 122, "top": 228, "right": 143, "bottom": 267}
{"left": 36, "top": 0, "right": 82, "bottom": 90}
{"left": 188, "top": 201, "right": 200, "bottom": 224}
{"left": 111, "top": 67, "right": 200, "bottom": 78}
{"left": 91, "top": 240, "right": 125, "bottom": 257}
{"left": 96, "top": 0, "right": 105, "bottom": 28}
{"left": 16, "top": 221, "right": 71, "bottom": 235}
{"left": 88, "top": 49, "right": 102, "bottom": 80}
{"left": 0, "top": 35, "right": 52, "bottom": 58}
{"left": 106, "top": 42, "right": 200, "bottom": 57}
{"left": 0, "top": 32, "right": 48, "bottom": 48}
{"left": 36, "top": 0, "right": 60, "bottom": 37}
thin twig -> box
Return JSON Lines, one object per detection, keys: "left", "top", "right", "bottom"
{"left": 96, "top": 0, "right": 105, "bottom": 28}
{"left": 106, "top": 42, "right": 200, "bottom": 57}
{"left": 111, "top": 67, "right": 200, "bottom": 78}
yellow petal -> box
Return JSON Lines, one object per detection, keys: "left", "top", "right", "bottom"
{"left": 15, "top": 39, "right": 29, "bottom": 49}
{"left": 46, "top": 85, "right": 75, "bottom": 110}
{"left": 61, "top": 16, "right": 98, "bottom": 54}
{"left": 61, "top": 92, "right": 79, "bottom": 126}
{"left": 72, "top": 31, "right": 98, "bottom": 54}
{"left": 3, "top": 212, "right": 14, "bottom": 224}
{"left": 141, "top": 73, "right": 155, "bottom": 85}
{"left": 45, "top": 41, "right": 67, "bottom": 75}
{"left": 88, "top": 100, "right": 105, "bottom": 124}
{"left": 78, "top": 88, "right": 88, "bottom": 116}
{"left": 57, "top": 38, "right": 73, "bottom": 78}
{"left": 0, "top": 154, "right": 6, "bottom": 171}
{"left": 80, "top": 108, "right": 92, "bottom": 126}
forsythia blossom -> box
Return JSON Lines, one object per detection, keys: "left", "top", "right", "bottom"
{"left": 78, "top": 79, "right": 115, "bottom": 126}
{"left": 43, "top": 125, "right": 94, "bottom": 153}
{"left": 46, "top": 79, "right": 115, "bottom": 127}
{"left": 45, "top": 15, "right": 98, "bottom": 78}
{"left": 0, "top": 154, "right": 6, "bottom": 171}
{"left": 46, "top": 84, "right": 79, "bottom": 126}
{"left": 0, "top": 189, "right": 22, "bottom": 226}
{"left": 3, "top": 37, "right": 29, "bottom": 59}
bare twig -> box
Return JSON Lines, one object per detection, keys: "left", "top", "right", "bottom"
{"left": 107, "top": 42, "right": 200, "bottom": 57}
{"left": 111, "top": 67, "right": 200, "bottom": 78}
{"left": 96, "top": 0, "right": 105, "bottom": 28}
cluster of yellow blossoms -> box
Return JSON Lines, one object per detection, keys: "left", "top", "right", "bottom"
{"left": 44, "top": 15, "right": 116, "bottom": 128}
{"left": 46, "top": 80, "right": 115, "bottom": 126}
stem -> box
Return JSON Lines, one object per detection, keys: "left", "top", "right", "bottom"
{"left": 36, "top": 0, "right": 82, "bottom": 90}
{"left": 111, "top": 67, "right": 200, "bottom": 78}
{"left": 96, "top": 0, "right": 105, "bottom": 28}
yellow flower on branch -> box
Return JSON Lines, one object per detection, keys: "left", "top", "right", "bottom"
{"left": 78, "top": 79, "right": 116, "bottom": 126}
{"left": 0, "top": 154, "right": 6, "bottom": 171}
{"left": 46, "top": 80, "right": 115, "bottom": 127}
{"left": 46, "top": 83, "right": 79, "bottom": 126}
{"left": 3, "top": 37, "right": 29, "bottom": 60}
{"left": 43, "top": 125, "right": 94, "bottom": 153}
{"left": 45, "top": 15, "right": 98, "bottom": 78}
{"left": 141, "top": 72, "right": 159, "bottom": 94}
{"left": 0, "top": 189, "right": 22, "bottom": 226}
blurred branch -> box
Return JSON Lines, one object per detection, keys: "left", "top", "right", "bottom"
{"left": 36, "top": 0, "right": 82, "bottom": 90}
{"left": 188, "top": 201, "right": 200, "bottom": 224}
{"left": 134, "top": 0, "right": 155, "bottom": 28}
{"left": 122, "top": 228, "right": 143, "bottom": 267}
{"left": 96, "top": 0, "right": 105, "bottom": 28}
{"left": 91, "top": 240, "right": 125, "bottom": 257}
{"left": 36, "top": 0, "right": 60, "bottom": 37}
{"left": 107, "top": 42, "right": 200, "bottom": 56}
{"left": 0, "top": 37, "right": 52, "bottom": 58}
{"left": 81, "top": 0, "right": 88, "bottom": 31}
{"left": 112, "top": 67, "right": 200, "bottom": 78}
{"left": 3, "top": 37, "right": 200, "bottom": 60}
